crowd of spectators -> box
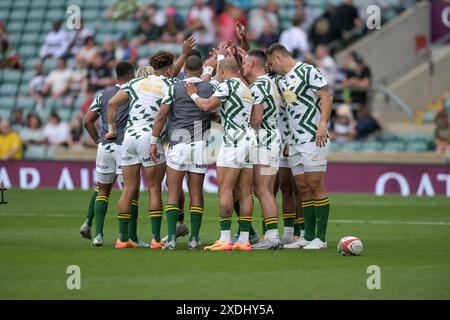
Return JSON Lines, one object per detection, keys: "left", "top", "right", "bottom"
{"left": 0, "top": 0, "right": 417, "bottom": 159}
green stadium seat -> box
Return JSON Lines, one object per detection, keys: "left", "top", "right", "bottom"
{"left": 6, "top": 22, "right": 24, "bottom": 33}
{"left": 30, "top": 0, "right": 49, "bottom": 9}
{"left": 16, "top": 97, "right": 35, "bottom": 111}
{"left": 24, "top": 145, "right": 48, "bottom": 160}
{"left": 57, "top": 108, "right": 72, "bottom": 122}
{"left": 2, "top": 97, "right": 17, "bottom": 110}
{"left": 382, "top": 142, "right": 405, "bottom": 152}
{"left": 21, "top": 32, "right": 41, "bottom": 45}
{"left": 46, "top": 10, "right": 65, "bottom": 22}
{"left": 44, "top": 98, "right": 54, "bottom": 110}
{"left": 43, "top": 59, "right": 58, "bottom": 73}
{"left": 27, "top": 10, "right": 47, "bottom": 22}
{"left": 13, "top": 0, "right": 30, "bottom": 9}
{"left": 0, "top": 84, "right": 18, "bottom": 97}
{"left": 0, "top": 0, "right": 13, "bottom": 10}
{"left": 24, "top": 58, "right": 39, "bottom": 70}
{"left": 21, "top": 70, "right": 35, "bottom": 83}
{"left": 18, "top": 45, "right": 38, "bottom": 59}
{"left": 0, "top": 10, "right": 10, "bottom": 22}
{"left": 18, "top": 83, "right": 30, "bottom": 95}
{"left": 0, "top": 109, "right": 12, "bottom": 121}
{"left": 82, "top": 10, "right": 101, "bottom": 23}
{"left": 1, "top": 69, "right": 22, "bottom": 83}
{"left": 9, "top": 9, "right": 28, "bottom": 21}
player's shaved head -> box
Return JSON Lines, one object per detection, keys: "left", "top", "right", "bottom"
{"left": 247, "top": 48, "right": 266, "bottom": 68}
{"left": 185, "top": 56, "right": 203, "bottom": 72}
{"left": 219, "top": 57, "right": 239, "bottom": 74}
{"left": 266, "top": 43, "right": 291, "bottom": 57}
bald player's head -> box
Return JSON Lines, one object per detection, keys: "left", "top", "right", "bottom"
{"left": 218, "top": 57, "right": 240, "bottom": 79}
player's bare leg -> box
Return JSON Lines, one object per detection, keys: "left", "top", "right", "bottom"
{"left": 144, "top": 163, "right": 166, "bottom": 248}
{"left": 91, "top": 180, "right": 114, "bottom": 246}
{"left": 278, "top": 167, "right": 296, "bottom": 244}
{"left": 291, "top": 171, "right": 329, "bottom": 249}
{"left": 186, "top": 172, "right": 206, "bottom": 249}
{"left": 116, "top": 164, "right": 141, "bottom": 248}
{"left": 204, "top": 166, "right": 240, "bottom": 251}
{"left": 294, "top": 187, "right": 305, "bottom": 240}
{"left": 162, "top": 167, "right": 186, "bottom": 249}
{"left": 232, "top": 168, "right": 254, "bottom": 250}
{"left": 252, "top": 165, "right": 282, "bottom": 249}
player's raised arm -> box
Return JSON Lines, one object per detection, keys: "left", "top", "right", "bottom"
{"left": 186, "top": 82, "right": 222, "bottom": 112}
{"left": 106, "top": 89, "right": 129, "bottom": 140}
{"left": 236, "top": 21, "right": 250, "bottom": 52}
{"left": 150, "top": 104, "right": 171, "bottom": 162}
{"left": 173, "top": 35, "right": 197, "bottom": 77}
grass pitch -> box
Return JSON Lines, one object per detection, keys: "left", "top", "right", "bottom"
{"left": 0, "top": 189, "right": 449, "bottom": 299}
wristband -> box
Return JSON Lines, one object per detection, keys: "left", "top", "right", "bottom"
{"left": 108, "top": 123, "right": 116, "bottom": 133}
{"left": 190, "top": 93, "right": 200, "bottom": 101}
{"left": 217, "top": 54, "right": 225, "bottom": 62}
{"left": 150, "top": 136, "right": 158, "bottom": 144}
{"left": 203, "top": 66, "right": 214, "bottom": 76}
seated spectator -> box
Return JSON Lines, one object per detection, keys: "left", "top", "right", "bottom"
{"left": 20, "top": 113, "right": 46, "bottom": 157}
{"left": 217, "top": 2, "right": 247, "bottom": 44}
{"left": 107, "top": 0, "right": 138, "bottom": 20}
{"left": 309, "top": 5, "right": 342, "bottom": 48}
{"left": 434, "top": 110, "right": 450, "bottom": 153}
{"left": 0, "top": 20, "right": 7, "bottom": 41}
{"left": 39, "top": 21, "right": 69, "bottom": 60}
{"left": 66, "top": 21, "right": 95, "bottom": 57}
{"left": 29, "top": 61, "right": 47, "bottom": 109}
{"left": 340, "top": 51, "right": 372, "bottom": 105}
{"left": 280, "top": 14, "right": 310, "bottom": 60}
{"left": 80, "top": 85, "right": 97, "bottom": 117}
{"left": 44, "top": 58, "right": 73, "bottom": 105}
{"left": 335, "top": 0, "right": 362, "bottom": 34}
{"left": 0, "top": 38, "right": 20, "bottom": 69}
{"left": 330, "top": 104, "right": 355, "bottom": 143}
{"left": 101, "top": 37, "right": 118, "bottom": 70}
{"left": 295, "top": 0, "right": 315, "bottom": 33}
{"left": 87, "top": 53, "right": 113, "bottom": 91}
{"left": 10, "top": 108, "right": 25, "bottom": 132}
{"left": 43, "top": 112, "right": 69, "bottom": 146}
{"left": 307, "top": 45, "right": 337, "bottom": 87}
{"left": 160, "top": 7, "right": 185, "bottom": 43}
{"left": 115, "top": 34, "right": 138, "bottom": 65}
{"left": 68, "top": 115, "right": 84, "bottom": 147}
{"left": 258, "top": 18, "right": 279, "bottom": 48}
{"left": 75, "top": 36, "right": 99, "bottom": 68}
{"left": 353, "top": 107, "right": 381, "bottom": 140}
{"left": 187, "top": 0, "right": 216, "bottom": 58}
{"left": 70, "top": 58, "right": 88, "bottom": 94}
{"left": 0, "top": 119, "right": 22, "bottom": 160}
{"left": 133, "top": 14, "right": 162, "bottom": 46}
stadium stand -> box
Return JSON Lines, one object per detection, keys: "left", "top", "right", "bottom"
{"left": 2, "top": 0, "right": 439, "bottom": 162}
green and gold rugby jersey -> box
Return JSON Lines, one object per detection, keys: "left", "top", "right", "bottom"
{"left": 120, "top": 74, "right": 175, "bottom": 140}
{"left": 277, "top": 62, "right": 328, "bottom": 145}
{"left": 213, "top": 78, "right": 254, "bottom": 147}
{"left": 270, "top": 73, "right": 292, "bottom": 147}
{"left": 250, "top": 75, "right": 281, "bottom": 149}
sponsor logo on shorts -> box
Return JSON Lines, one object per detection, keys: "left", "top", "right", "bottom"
{"left": 122, "top": 156, "right": 132, "bottom": 161}
{"left": 96, "top": 164, "right": 109, "bottom": 169}
{"left": 195, "top": 164, "right": 208, "bottom": 169}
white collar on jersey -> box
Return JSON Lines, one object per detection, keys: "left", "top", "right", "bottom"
{"left": 183, "top": 77, "right": 203, "bottom": 83}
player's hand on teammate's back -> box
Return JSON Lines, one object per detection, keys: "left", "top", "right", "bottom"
{"left": 283, "top": 145, "right": 289, "bottom": 157}
{"left": 315, "top": 124, "right": 328, "bottom": 147}
{"left": 105, "top": 132, "right": 117, "bottom": 141}
{"left": 185, "top": 82, "right": 197, "bottom": 96}
{"left": 150, "top": 144, "right": 158, "bottom": 162}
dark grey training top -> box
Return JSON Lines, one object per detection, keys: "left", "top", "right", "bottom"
{"left": 161, "top": 78, "right": 214, "bottom": 147}
{"left": 88, "top": 85, "right": 130, "bottom": 144}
